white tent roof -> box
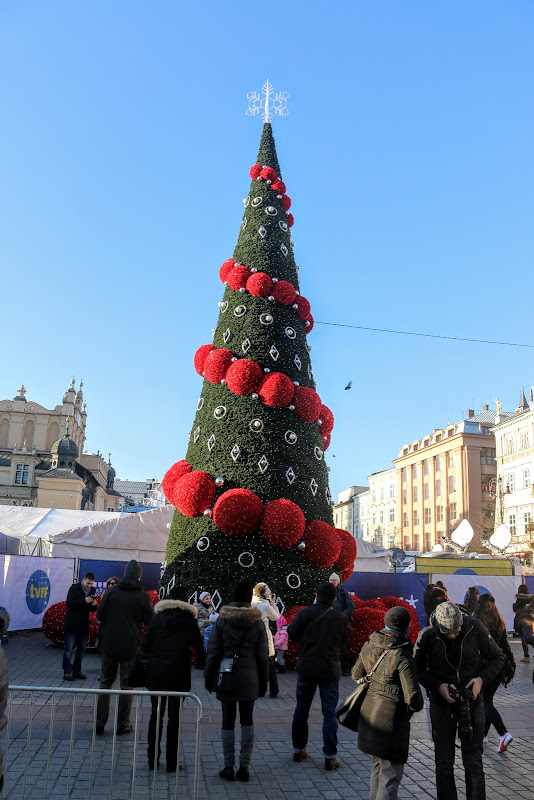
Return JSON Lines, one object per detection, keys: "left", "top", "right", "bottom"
{"left": 354, "top": 539, "right": 391, "bottom": 572}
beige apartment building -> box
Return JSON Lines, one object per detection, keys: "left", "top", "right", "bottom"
{"left": 393, "top": 406, "right": 514, "bottom": 553}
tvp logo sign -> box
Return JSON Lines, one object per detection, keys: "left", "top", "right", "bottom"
{"left": 26, "top": 570, "right": 51, "bottom": 615}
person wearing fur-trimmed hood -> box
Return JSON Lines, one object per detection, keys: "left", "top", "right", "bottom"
{"left": 204, "top": 578, "right": 269, "bottom": 783}
{"left": 140, "top": 586, "right": 202, "bottom": 773}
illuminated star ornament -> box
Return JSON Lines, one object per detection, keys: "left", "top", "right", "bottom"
{"left": 246, "top": 80, "right": 289, "bottom": 122}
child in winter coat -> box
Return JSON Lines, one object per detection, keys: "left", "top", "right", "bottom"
{"left": 273, "top": 615, "right": 288, "bottom": 673}
{"left": 203, "top": 612, "right": 219, "bottom": 653}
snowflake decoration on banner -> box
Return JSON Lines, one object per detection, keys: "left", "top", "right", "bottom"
{"left": 246, "top": 80, "right": 289, "bottom": 123}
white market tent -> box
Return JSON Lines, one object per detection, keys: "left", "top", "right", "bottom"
{"left": 0, "top": 505, "right": 174, "bottom": 562}
{"left": 354, "top": 539, "right": 391, "bottom": 572}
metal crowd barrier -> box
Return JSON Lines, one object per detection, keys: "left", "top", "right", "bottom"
{"left": 1, "top": 686, "right": 202, "bottom": 800}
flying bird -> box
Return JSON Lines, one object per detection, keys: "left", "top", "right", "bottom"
{"left": 344, "top": 381, "right": 352, "bottom": 390}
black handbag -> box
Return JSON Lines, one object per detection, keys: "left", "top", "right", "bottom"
{"left": 336, "top": 649, "right": 389, "bottom": 731}
{"left": 217, "top": 628, "right": 251, "bottom": 694}
{"left": 126, "top": 650, "right": 149, "bottom": 688}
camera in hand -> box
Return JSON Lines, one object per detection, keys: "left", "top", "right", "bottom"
{"left": 448, "top": 686, "right": 475, "bottom": 745}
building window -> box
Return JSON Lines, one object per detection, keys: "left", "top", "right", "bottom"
{"left": 413, "top": 486, "right": 418, "bottom": 502}
{"left": 403, "top": 512, "right": 409, "bottom": 528}
{"left": 372, "top": 489, "right": 376, "bottom": 501}
{"left": 507, "top": 473, "right": 515, "bottom": 492}
{"left": 436, "top": 505, "right": 444, "bottom": 522}
{"left": 402, "top": 467, "right": 408, "bottom": 482}
{"left": 379, "top": 510, "right": 384, "bottom": 524}
{"left": 523, "top": 469, "right": 530, "bottom": 489}
{"left": 413, "top": 534, "right": 420, "bottom": 550}
{"left": 14, "top": 464, "right": 29, "bottom": 485}
{"left": 449, "top": 503, "right": 457, "bottom": 521}
{"left": 436, "top": 479, "right": 442, "bottom": 497}
{"left": 424, "top": 439, "right": 430, "bottom": 447}
{"left": 380, "top": 486, "right": 384, "bottom": 500}
{"left": 425, "top": 534, "right": 432, "bottom": 552}
{"left": 524, "top": 512, "right": 531, "bottom": 530}
{"left": 448, "top": 475, "right": 456, "bottom": 494}
{"left": 480, "top": 447, "right": 496, "bottom": 465}
{"left": 436, "top": 433, "right": 441, "bottom": 443}
{"left": 403, "top": 488, "right": 407, "bottom": 504}
{"left": 424, "top": 459, "right": 429, "bottom": 475}
{"left": 448, "top": 428, "right": 454, "bottom": 437}
{"left": 448, "top": 450, "right": 455, "bottom": 467}
{"left": 509, "top": 513, "right": 516, "bottom": 534}
{"left": 424, "top": 507, "right": 431, "bottom": 524}
{"left": 389, "top": 483, "right": 395, "bottom": 498}
{"left": 372, "top": 513, "right": 376, "bottom": 525}
{"left": 389, "top": 507, "right": 395, "bottom": 523}
{"left": 413, "top": 443, "right": 418, "bottom": 451}
{"left": 403, "top": 448, "right": 408, "bottom": 455}
{"left": 435, "top": 454, "right": 441, "bottom": 471}
{"left": 403, "top": 536, "right": 410, "bottom": 550}
{"left": 424, "top": 483, "right": 429, "bottom": 500}
{"left": 413, "top": 510, "right": 420, "bottom": 526}
{"left": 412, "top": 464, "right": 418, "bottom": 479}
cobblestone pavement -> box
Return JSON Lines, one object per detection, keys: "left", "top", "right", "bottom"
{"left": 1, "top": 630, "right": 533, "bottom": 799}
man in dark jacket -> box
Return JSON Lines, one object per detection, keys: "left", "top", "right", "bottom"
{"left": 330, "top": 572, "right": 355, "bottom": 675}
{"left": 95, "top": 560, "right": 153, "bottom": 735}
{"left": 414, "top": 601, "right": 505, "bottom": 800}
{"left": 288, "top": 581, "right": 352, "bottom": 771}
{"left": 62, "top": 572, "right": 97, "bottom": 680}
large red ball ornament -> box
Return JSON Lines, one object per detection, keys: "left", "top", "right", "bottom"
{"left": 225, "top": 359, "right": 263, "bottom": 395}
{"left": 194, "top": 344, "right": 214, "bottom": 376}
{"left": 334, "top": 529, "right": 357, "bottom": 574}
{"left": 284, "top": 605, "right": 306, "bottom": 667}
{"left": 347, "top": 608, "right": 386, "bottom": 662}
{"left": 373, "top": 596, "right": 420, "bottom": 644}
{"left": 249, "top": 164, "right": 262, "bottom": 180}
{"left": 162, "top": 460, "right": 192, "bottom": 503}
{"left": 203, "top": 348, "right": 234, "bottom": 384}
{"left": 246, "top": 272, "right": 273, "bottom": 297}
{"left": 303, "top": 520, "right": 341, "bottom": 568}
{"left": 213, "top": 488, "right": 263, "bottom": 537}
{"left": 260, "top": 499, "right": 305, "bottom": 548}
{"left": 219, "top": 258, "right": 235, "bottom": 283}
{"left": 173, "top": 471, "right": 216, "bottom": 517}
{"left": 280, "top": 195, "right": 292, "bottom": 211}
{"left": 341, "top": 566, "right": 353, "bottom": 583}
{"left": 286, "top": 213, "right": 294, "bottom": 228}
{"left": 271, "top": 179, "right": 286, "bottom": 195}
{"left": 258, "top": 372, "right": 295, "bottom": 407}
{"left": 293, "top": 386, "right": 322, "bottom": 423}
{"left": 319, "top": 405, "right": 334, "bottom": 435}
{"left": 272, "top": 280, "right": 296, "bottom": 305}
{"left": 304, "top": 313, "right": 314, "bottom": 333}
{"left": 227, "top": 264, "right": 252, "bottom": 291}
{"left": 294, "top": 297, "right": 311, "bottom": 320}
{"left": 322, "top": 432, "right": 331, "bottom": 451}
{"left": 260, "top": 166, "right": 277, "bottom": 182}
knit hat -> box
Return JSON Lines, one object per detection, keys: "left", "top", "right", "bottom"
{"left": 384, "top": 606, "right": 411, "bottom": 634}
{"left": 231, "top": 578, "right": 252, "bottom": 603}
{"left": 316, "top": 581, "right": 337, "bottom": 604}
{"left": 169, "top": 585, "right": 188, "bottom": 602}
{"left": 435, "top": 601, "right": 463, "bottom": 632}
{"left": 124, "top": 559, "right": 142, "bottom": 579}
{"left": 199, "top": 591, "right": 211, "bottom": 602}
{"left": 329, "top": 573, "right": 341, "bottom": 583}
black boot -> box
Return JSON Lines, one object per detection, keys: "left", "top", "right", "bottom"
{"left": 147, "top": 718, "right": 163, "bottom": 770}
{"left": 166, "top": 724, "right": 179, "bottom": 773}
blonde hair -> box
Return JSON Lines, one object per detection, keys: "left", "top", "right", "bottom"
{"left": 253, "top": 582, "right": 268, "bottom": 598}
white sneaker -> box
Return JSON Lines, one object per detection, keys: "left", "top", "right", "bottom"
{"left": 498, "top": 733, "right": 513, "bottom": 752}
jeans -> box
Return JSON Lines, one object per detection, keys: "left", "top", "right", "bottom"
{"left": 62, "top": 632, "right": 88, "bottom": 675}
{"left": 292, "top": 675, "right": 339, "bottom": 757}
{"left": 370, "top": 756, "right": 404, "bottom": 800}
{"left": 221, "top": 700, "right": 254, "bottom": 730}
{"left": 482, "top": 684, "right": 507, "bottom": 737}
{"left": 429, "top": 693, "right": 486, "bottom": 800}
{"left": 96, "top": 653, "right": 133, "bottom": 729}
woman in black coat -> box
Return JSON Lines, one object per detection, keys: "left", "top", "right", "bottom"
{"left": 351, "top": 607, "right": 424, "bottom": 800}
{"left": 204, "top": 578, "right": 269, "bottom": 783}
{"left": 139, "top": 586, "right": 202, "bottom": 772}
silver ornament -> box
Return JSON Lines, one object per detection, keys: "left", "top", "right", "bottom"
{"left": 272, "top": 277, "right": 278, "bottom": 283}
{"left": 215, "top": 477, "right": 224, "bottom": 486}
{"left": 264, "top": 368, "right": 270, "bottom": 373}
{"left": 277, "top": 194, "right": 283, "bottom": 199}
{"left": 231, "top": 357, "right": 238, "bottom": 362}
{"left": 252, "top": 393, "right": 259, "bottom": 400}
{"left": 294, "top": 381, "right": 299, "bottom": 386}
{"left": 292, "top": 303, "right": 298, "bottom": 310}
{"left": 221, "top": 379, "right": 226, "bottom": 384}
{"left": 203, "top": 509, "right": 211, "bottom": 517}
{"left": 238, "top": 287, "right": 246, "bottom": 293}
{"left": 297, "top": 541, "right": 306, "bottom": 551}
{"left": 251, "top": 267, "right": 258, "bottom": 273}
{"left": 268, "top": 295, "right": 275, "bottom": 301}
{"left": 289, "top": 404, "right": 295, "bottom": 411}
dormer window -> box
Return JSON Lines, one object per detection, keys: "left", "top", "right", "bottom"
{"left": 14, "top": 464, "right": 29, "bottom": 485}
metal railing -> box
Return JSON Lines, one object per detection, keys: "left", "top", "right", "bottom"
{"left": 1, "top": 686, "right": 202, "bottom": 800}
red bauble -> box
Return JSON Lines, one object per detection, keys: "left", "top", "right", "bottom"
{"left": 341, "top": 566, "right": 353, "bottom": 583}
{"left": 286, "top": 213, "right": 294, "bottom": 228}
{"left": 194, "top": 344, "right": 214, "bottom": 376}
{"left": 334, "top": 529, "right": 357, "bottom": 574}
{"left": 173, "top": 471, "right": 216, "bottom": 517}
{"left": 227, "top": 264, "right": 252, "bottom": 291}
{"left": 319, "top": 405, "right": 334, "bottom": 435}
{"left": 271, "top": 179, "right": 286, "bottom": 195}
{"left": 246, "top": 272, "right": 273, "bottom": 297}
{"left": 284, "top": 605, "right": 306, "bottom": 668}
{"left": 272, "top": 280, "right": 296, "bottom": 305}
{"left": 162, "top": 460, "right": 192, "bottom": 503}
{"left": 213, "top": 488, "right": 263, "bottom": 537}
{"left": 305, "top": 314, "right": 314, "bottom": 333}
{"left": 346, "top": 608, "right": 385, "bottom": 661}
{"left": 260, "top": 166, "right": 277, "bottom": 182}
{"left": 260, "top": 499, "right": 305, "bottom": 548}
{"left": 249, "top": 164, "right": 262, "bottom": 180}
{"left": 322, "top": 432, "right": 331, "bottom": 450}
{"left": 374, "top": 596, "right": 421, "bottom": 644}
{"left": 225, "top": 359, "right": 263, "bottom": 395}
{"left": 294, "top": 296, "right": 311, "bottom": 320}
{"left": 280, "top": 195, "right": 291, "bottom": 211}
{"left": 258, "top": 372, "right": 295, "bottom": 407}
{"left": 303, "top": 520, "right": 341, "bottom": 568}
{"left": 203, "top": 348, "right": 233, "bottom": 384}
{"left": 219, "top": 258, "right": 235, "bottom": 283}
{"left": 293, "top": 386, "right": 322, "bottom": 423}
{"left": 364, "top": 599, "right": 388, "bottom": 612}
{"left": 349, "top": 593, "right": 366, "bottom": 609}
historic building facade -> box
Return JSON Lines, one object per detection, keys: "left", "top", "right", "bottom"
{"left": 333, "top": 485, "right": 368, "bottom": 539}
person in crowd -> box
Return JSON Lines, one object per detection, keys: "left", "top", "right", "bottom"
{"left": 0, "top": 608, "right": 10, "bottom": 793}
{"left": 63, "top": 572, "right": 97, "bottom": 681}
{"left": 516, "top": 601, "right": 534, "bottom": 663}
{"left": 414, "top": 601, "right": 504, "bottom": 800}
{"left": 273, "top": 615, "right": 288, "bottom": 673}
{"left": 329, "top": 572, "right": 355, "bottom": 675}
{"left": 426, "top": 587, "right": 447, "bottom": 618}
{"left": 95, "top": 576, "right": 119, "bottom": 650}
{"left": 95, "top": 560, "right": 153, "bottom": 736}
{"left": 474, "top": 594, "right": 515, "bottom": 752}
{"left": 139, "top": 585, "right": 202, "bottom": 772}
{"left": 288, "top": 581, "right": 352, "bottom": 771}
{"left": 463, "top": 586, "right": 480, "bottom": 617}
{"left": 203, "top": 611, "right": 219, "bottom": 653}
{"left": 423, "top": 583, "right": 435, "bottom": 618}
{"left": 512, "top": 584, "right": 534, "bottom": 661}
{"left": 193, "top": 591, "right": 213, "bottom": 670}
{"left": 435, "top": 580, "right": 447, "bottom": 593}
{"left": 352, "top": 606, "right": 424, "bottom": 800}
{"left": 204, "top": 578, "right": 268, "bottom": 783}
{"left": 251, "top": 582, "right": 280, "bottom": 697}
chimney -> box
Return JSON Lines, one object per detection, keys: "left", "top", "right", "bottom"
{"left": 467, "top": 409, "right": 474, "bottom": 418}
{"left": 483, "top": 404, "right": 489, "bottom": 412}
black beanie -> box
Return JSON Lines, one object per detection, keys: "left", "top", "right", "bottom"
{"left": 316, "top": 581, "right": 337, "bottom": 604}
{"left": 124, "top": 559, "right": 142, "bottom": 579}
{"left": 231, "top": 578, "right": 251, "bottom": 603}
{"left": 168, "top": 586, "right": 189, "bottom": 602}
{"left": 384, "top": 606, "right": 411, "bottom": 633}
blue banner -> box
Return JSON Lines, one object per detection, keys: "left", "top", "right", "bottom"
{"left": 78, "top": 560, "right": 161, "bottom": 594}
{"left": 344, "top": 572, "right": 431, "bottom": 627}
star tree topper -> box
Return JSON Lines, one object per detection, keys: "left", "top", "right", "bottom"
{"left": 246, "top": 80, "right": 289, "bottom": 123}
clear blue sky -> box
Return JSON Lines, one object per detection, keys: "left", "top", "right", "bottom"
{"left": 1, "top": 1, "right": 533, "bottom": 497}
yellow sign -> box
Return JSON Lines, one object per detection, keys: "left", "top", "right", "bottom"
{"left": 415, "top": 557, "right": 512, "bottom": 576}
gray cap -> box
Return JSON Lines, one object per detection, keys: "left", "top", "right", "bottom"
{"left": 435, "top": 601, "right": 463, "bottom": 632}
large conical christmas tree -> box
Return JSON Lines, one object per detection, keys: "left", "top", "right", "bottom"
{"left": 161, "top": 122, "right": 355, "bottom": 609}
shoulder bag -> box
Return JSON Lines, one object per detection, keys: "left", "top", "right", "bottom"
{"left": 217, "top": 626, "right": 251, "bottom": 694}
{"left": 336, "top": 648, "right": 390, "bottom": 731}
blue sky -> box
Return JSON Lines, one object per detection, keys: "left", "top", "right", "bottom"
{"left": 1, "top": 1, "right": 533, "bottom": 496}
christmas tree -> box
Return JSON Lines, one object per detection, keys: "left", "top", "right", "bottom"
{"left": 161, "top": 115, "right": 355, "bottom": 610}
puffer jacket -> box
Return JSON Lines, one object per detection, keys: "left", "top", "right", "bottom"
{"left": 250, "top": 595, "right": 280, "bottom": 657}
{"left": 204, "top": 603, "right": 269, "bottom": 702}
{"left": 194, "top": 600, "right": 214, "bottom": 633}
{"left": 414, "top": 615, "right": 504, "bottom": 701}
{"left": 0, "top": 648, "right": 8, "bottom": 780}
{"left": 140, "top": 599, "right": 202, "bottom": 692}
{"left": 352, "top": 631, "right": 424, "bottom": 763}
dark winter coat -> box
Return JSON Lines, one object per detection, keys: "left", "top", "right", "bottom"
{"left": 96, "top": 575, "right": 154, "bottom": 659}
{"left": 140, "top": 599, "right": 202, "bottom": 692}
{"left": 288, "top": 601, "right": 352, "bottom": 684}
{"left": 204, "top": 603, "right": 269, "bottom": 702}
{"left": 481, "top": 622, "right": 515, "bottom": 690}
{"left": 64, "top": 582, "right": 97, "bottom": 636}
{"left": 414, "top": 615, "right": 505, "bottom": 702}
{"left": 513, "top": 592, "right": 534, "bottom": 634}
{"left": 352, "top": 631, "right": 424, "bottom": 763}
{"left": 333, "top": 585, "right": 355, "bottom": 619}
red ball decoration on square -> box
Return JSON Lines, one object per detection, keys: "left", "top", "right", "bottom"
{"left": 280, "top": 195, "right": 291, "bottom": 211}
{"left": 213, "top": 488, "right": 263, "bottom": 536}
{"left": 260, "top": 499, "right": 305, "bottom": 548}
{"left": 249, "top": 164, "right": 262, "bottom": 180}
{"left": 303, "top": 520, "right": 341, "bottom": 568}
{"left": 294, "top": 297, "right": 311, "bottom": 320}
{"left": 219, "top": 258, "right": 235, "bottom": 282}
{"left": 319, "top": 405, "right": 334, "bottom": 435}
{"left": 194, "top": 344, "right": 215, "bottom": 376}
{"left": 173, "top": 471, "right": 216, "bottom": 517}
{"left": 322, "top": 431, "right": 331, "bottom": 451}
{"left": 227, "top": 264, "right": 252, "bottom": 291}
{"left": 272, "top": 280, "right": 296, "bottom": 305}
{"left": 286, "top": 213, "right": 294, "bottom": 228}
{"left": 203, "top": 348, "right": 234, "bottom": 384}
{"left": 271, "top": 179, "right": 286, "bottom": 195}
{"left": 333, "top": 529, "right": 357, "bottom": 575}
{"left": 304, "top": 313, "right": 314, "bottom": 332}
{"left": 260, "top": 166, "right": 277, "bottom": 182}
{"left": 225, "top": 359, "right": 263, "bottom": 395}
{"left": 293, "top": 386, "right": 322, "bottom": 423}
{"left": 162, "top": 460, "right": 193, "bottom": 503}
{"left": 258, "top": 372, "right": 295, "bottom": 408}
{"left": 246, "top": 272, "right": 273, "bottom": 297}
